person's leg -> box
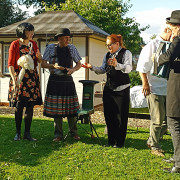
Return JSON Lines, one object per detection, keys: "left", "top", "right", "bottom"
{"left": 159, "top": 96, "right": 168, "bottom": 140}
{"left": 14, "top": 105, "right": 24, "bottom": 140}
{"left": 67, "top": 116, "right": 80, "bottom": 139}
{"left": 103, "top": 90, "right": 116, "bottom": 146}
{"left": 23, "top": 105, "right": 36, "bottom": 141}
{"left": 168, "top": 117, "right": 180, "bottom": 168}
{"left": 53, "top": 117, "right": 63, "bottom": 141}
{"left": 115, "top": 87, "right": 130, "bottom": 147}
{"left": 146, "top": 94, "right": 166, "bottom": 149}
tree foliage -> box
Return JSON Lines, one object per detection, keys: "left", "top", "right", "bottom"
{"left": 45, "top": 0, "right": 148, "bottom": 54}
{"left": 13, "top": 0, "right": 148, "bottom": 54}
{"left": 0, "top": 0, "right": 28, "bottom": 28}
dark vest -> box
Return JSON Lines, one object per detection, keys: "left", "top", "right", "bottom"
{"left": 105, "top": 48, "right": 130, "bottom": 90}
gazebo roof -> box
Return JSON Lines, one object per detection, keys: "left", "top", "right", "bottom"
{"left": 0, "top": 10, "right": 109, "bottom": 38}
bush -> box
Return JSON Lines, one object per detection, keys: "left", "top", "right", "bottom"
{"left": 129, "top": 71, "right": 142, "bottom": 87}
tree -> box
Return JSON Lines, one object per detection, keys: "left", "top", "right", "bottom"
{"left": 0, "top": 0, "right": 28, "bottom": 28}
{"left": 46, "top": 0, "right": 148, "bottom": 54}
{"left": 14, "top": 0, "right": 148, "bottom": 54}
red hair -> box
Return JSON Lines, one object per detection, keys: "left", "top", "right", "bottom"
{"left": 107, "top": 34, "right": 126, "bottom": 48}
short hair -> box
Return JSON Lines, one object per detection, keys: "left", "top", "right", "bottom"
{"left": 16, "top": 22, "right": 34, "bottom": 39}
{"left": 107, "top": 34, "right": 126, "bottom": 48}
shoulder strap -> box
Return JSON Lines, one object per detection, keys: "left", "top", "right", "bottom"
{"left": 153, "top": 42, "right": 165, "bottom": 75}
{"left": 51, "top": 45, "right": 57, "bottom": 74}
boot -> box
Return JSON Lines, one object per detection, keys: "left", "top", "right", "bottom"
{"left": 14, "top": 133, "right": 21, "bottom": 141}
{"left": 23, "top": 132, "right": 37, "bottom": 141}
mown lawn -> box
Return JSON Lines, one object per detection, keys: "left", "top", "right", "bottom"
{"left": 0, "top": 115, "right": 179, "bottom": 180}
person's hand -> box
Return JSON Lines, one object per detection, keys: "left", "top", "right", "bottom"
{"left": 81, "top": 63, "right": 92, "bottom": 69}
{"left": 66, "top": 67, "right": 75, "bottom": 75}
{"left": 36, "top": 49, "right": 42, "bottom": 63}
{"left": 54, "top": 63, "right": 65, "bottom": 70}
{"left": 107, "top": 57, "right": 117, "bottom": 67}
{"left": 12, "top": 79, "right": 19, "bottom": 94}
{"left": 142, "top": 82, "right": 150, "bottom": 97}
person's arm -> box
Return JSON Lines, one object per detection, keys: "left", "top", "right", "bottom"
{"left": 9, "top": 66, "right": 18, "bottom": 90}
{"left": 158, "top": 36, "right": 180, "bottom": 65}
{"left": 67, "top": 61, "right": 81, "bottom": 75}
{"left": 114, "top": 50, "right": 132, "bottom": 73}
{"left": 139, "top": 72, "right": 151, "bottom": 96}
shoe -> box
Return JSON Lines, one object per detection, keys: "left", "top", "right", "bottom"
{"left": 147, "top": 144, "right": 164, "bottom": 153}
{"left": 163, "top": 157, "right": 174, "bottom": 163}
{"left": 14, "top": 133, "right": 21, "bottom": 141}
{"left": 23, "top": 133, "right": 37, "bottom": 141}
{"left": 72, "top": 135, "right": 80, "bottom": 140}
{"left": 163, "top": 166, "right": 180, "bottom": 173}
{"left": 113, "top": 145, "right": 123, "bottom": 148}
{"left": 53, "top": 137, "right": 62, "bottom": 142}
{"left": 151, "top": 149, "right": 165, "bottom": 157}
{"left": 105, "top": 143, "right": 114, "bottom": 147}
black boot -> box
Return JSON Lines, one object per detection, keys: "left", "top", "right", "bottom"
{"left": 23, "top": 132, "right": 37, "bottom": 141}
{"left": 14, "top": 133, "right": 21, "bottom": 141}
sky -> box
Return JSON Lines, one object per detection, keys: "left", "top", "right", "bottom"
{"left": 126, "top": 0, "right": 180, "bottom": 43}
{"left": 22, "top": 0, "right": 180, "bottom": 43}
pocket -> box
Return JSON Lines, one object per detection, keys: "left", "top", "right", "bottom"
{"left": 173, "top": 58, "right": 180, "bottom": 73}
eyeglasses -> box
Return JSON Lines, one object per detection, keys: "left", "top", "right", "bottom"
{"left": 105, "top": 42, "right": 116, "bottom": 47}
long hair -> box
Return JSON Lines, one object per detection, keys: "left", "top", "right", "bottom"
{"left": 16, "top": 22, "right": 34, "bottom": 39}
{"left": 107, "top": 34, "right": 126, "bottom": 48}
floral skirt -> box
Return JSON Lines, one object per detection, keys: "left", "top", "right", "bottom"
{"left": 43, "top": 74, "right": 80, "bottom": 118}
{"left": 8, "top": 68, "right": 42, "bottom": 108}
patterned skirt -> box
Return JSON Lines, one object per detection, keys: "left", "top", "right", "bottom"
{"left": 43, "top": 74, "right": 80, "bottom": 118}
{"left": 8, "top": 69, "right": 42, "bottom": 108}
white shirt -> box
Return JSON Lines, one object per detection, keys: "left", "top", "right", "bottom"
{"left": 92, "top": 47, "right": 132, "bottom": 91}
{"left": 136, "top": 36, "right": 167, "bottom": 96}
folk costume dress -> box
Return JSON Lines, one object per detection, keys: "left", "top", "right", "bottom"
{"left": 43, "top": 44, "right": 81, "bottom": 118}
{"left": 8, "top": 40, "right": 42, "bottom": 108}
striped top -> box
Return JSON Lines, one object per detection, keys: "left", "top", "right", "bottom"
{"left": 43, "top": 43, "right": 82, "bottom": 74}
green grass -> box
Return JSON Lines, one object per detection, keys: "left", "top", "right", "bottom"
{"left": 129, "top": 107, "right": 149, "bottom": 115}
{"left": 0, "top": 115, "right": 179, "bottom": 180}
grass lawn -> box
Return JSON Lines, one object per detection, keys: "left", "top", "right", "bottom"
{"left": 0, "top": 115, "right": 179, "bottom": 180}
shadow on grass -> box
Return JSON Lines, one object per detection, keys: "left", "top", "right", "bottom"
{"left": 0, "top": 116, "right": 173, "bottom": 167}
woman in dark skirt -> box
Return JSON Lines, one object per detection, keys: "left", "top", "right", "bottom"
{"left": 8, "top": 22, "right": 42, "bottom": 141}
{"left": 42, "top": 28, "right": 82, "bottom": 142}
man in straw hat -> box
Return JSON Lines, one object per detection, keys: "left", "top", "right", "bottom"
{"left": 158, "top": 10, "right": 180, "bottom": 173}
{"left": 42, "top": 28, "right": 82, "bottom": 142}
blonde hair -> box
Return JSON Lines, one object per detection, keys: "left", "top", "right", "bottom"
{"left": 107, "top": 34, "right": 126, "bottom": 48}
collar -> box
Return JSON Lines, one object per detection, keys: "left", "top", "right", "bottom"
{"left": 110, "top": 47, "right": 122, "bottom": 58}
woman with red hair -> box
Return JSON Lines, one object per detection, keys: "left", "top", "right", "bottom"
{"left": 84, "top": 34, "right": 132, "bottom": 148}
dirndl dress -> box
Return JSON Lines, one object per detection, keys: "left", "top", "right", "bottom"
{"left": 43, "top": 46, "right": 80, "bottom": 118}
{"left": 8, "top": 44, "right": 42, "bottom": 108}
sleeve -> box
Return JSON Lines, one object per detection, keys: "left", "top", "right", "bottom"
{"left": 42, "top": 45, "right": 52, "bottom": 61}
{"left": 8, "top": 41, "right": 16, "bottom": 68}
{"left": 91, "top": 54, "right": 107, "bottom": 74}
{"left": 136, "top": 41, "right": 155, "bottom": 73}
{"left": 115, "top": 50, "right": 132, "bottom": 73}
{"left": 71, "top": 44, "right": 82, "bottom": 62}
{"left": 158, "top": 36, "right": 180, "bottom": 65}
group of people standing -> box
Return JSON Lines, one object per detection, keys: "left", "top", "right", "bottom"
{"left": 7, "top": 9, "right": 180, "bottom": 174}
{"left": 137, "top": 10, "right": 180, "bottom": 173}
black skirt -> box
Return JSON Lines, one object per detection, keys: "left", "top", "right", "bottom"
{"left": 43, "top": 74, "right": 80, "bottom": 118}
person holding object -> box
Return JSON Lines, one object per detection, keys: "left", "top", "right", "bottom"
{"left": 83, "top": 34, "right": 132, "bottom": 148}
{"left": 42, "top": 28, "right": 82, "bottom": 142}
{"left": 8, "top": 22, "right": 42, "bottom": 141}
{"left": 158, "top": 10, "right": 180, "bottom": 174}
{"left": 136, "top": 26, "right": 172, "bottom": 157}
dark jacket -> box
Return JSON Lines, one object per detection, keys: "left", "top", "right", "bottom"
{"left": 159, "top": 36, "right": 180, "bottom": 117}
